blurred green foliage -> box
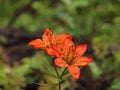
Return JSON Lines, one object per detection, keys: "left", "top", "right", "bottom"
{"left": 0, "top": 0, "right": 120, "bottom": 89}
{"left": 1, "top": 0, "right": 119, "bottom": 36}
{"left": 110, "top": 78, "right": 120, "bottom": 89}
{"left": 0, "top": 49, "right": 72, "bottom": 89}
{"left": 0, "top": 63, "right": 25, "bottom": 90}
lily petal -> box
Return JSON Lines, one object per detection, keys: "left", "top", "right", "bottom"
{"left": 51, "top": 45, "right": 63, "bottom": 57}
{"left": 63, "top": 38, "right": 74, "bottom": 54}
{"left": 46, "top": 48, "right": 55, "bottom": 57}
{"left": 54, "top": 58, "right": 68, "bottom": 67}
{"left": 55, "top": 34, "right": 72, "bottom": 48}
{"left": 74, "top": 56, "right": 92, "bottom": 66}
{"left": 42, "top": 28, "right": 55, "bottom": 46}
{"left": 75, "top": 44, "right": 87, "bottom": 56}
{"left": 28, "top": 39, "right": 45, "bottom": 49}
{"left": 68, "top": 66, "right": 80, "bottom": 80}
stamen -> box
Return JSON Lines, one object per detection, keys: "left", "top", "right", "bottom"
{"left": 65, "top": 45, "right": 76, "bottom": 65}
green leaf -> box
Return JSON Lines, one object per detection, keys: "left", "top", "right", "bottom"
{"left": 89, "top": 62, "right": 102, "bottom": 78}
{"left": 111, "top": 78, "right": 120, "bottom": 89}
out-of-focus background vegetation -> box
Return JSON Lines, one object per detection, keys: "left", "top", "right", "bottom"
{"left": 0, "top": 0, "right": 120, "bottom": 90}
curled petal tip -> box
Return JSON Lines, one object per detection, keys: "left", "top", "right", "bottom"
{"left": 45, "top": 27, "right": 49, "bottom": 30}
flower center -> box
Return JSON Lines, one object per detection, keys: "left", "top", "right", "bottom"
{"left": 64, "top": 46, "right": 76, "bottom": 65}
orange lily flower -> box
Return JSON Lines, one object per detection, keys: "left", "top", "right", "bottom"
{"left": 52, "top": 38, "right": 92, "bottom": 79}
{"left": 28, "top": 28, "right": 72, "bottom": 56}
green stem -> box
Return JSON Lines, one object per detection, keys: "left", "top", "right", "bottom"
{"left": 59, "top": 68, "right": 67, "bottom": 90}
{"left": 60, "top": 68, "right": 67, "bottom": 79}
{"left": 54, "top": 65, "right": 60, "bottom": 78}
{"left": 54, "top": 66, "right": 67, "bottom": 90}
{"left": 58, "top": 80, "right": 61, "bottom": 90}
{"left": 53, "top": 65, "right": 61, "bottom": 90}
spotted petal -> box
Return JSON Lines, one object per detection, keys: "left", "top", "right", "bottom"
{"left": 74, "top": 56, "right": 92, "bottom": 66}
{"left": 75, "top": 44, "right": 87, "bottom": 56}
{"left": 51, "top": 45, "right": 63, "bottom": 57}
{"left": 54, "top": 58, "right": 68, "bottom": 67}
{"left": 28, "top": 39, "right": 45, "bottom": 49}
{"left": 42, "top": 28, "right": 55, "bottom": 46}
{"left": 68, "top": 66, "right": 80, "bottom": 80}
{"left": 55, "top": 34, "right": 72, "bottom": 48}
{"left": 46, "top": 48, "right": 55, "bottom": 57}
{"left": 63, "top": 38, "right": 74, "bottom": 56}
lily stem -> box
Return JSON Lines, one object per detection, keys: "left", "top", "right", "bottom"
{"left": 58, "top": 80, "right": 61, "bottom": 90}
{"left": 53, "top": 65, "right": 61, "bottom": 90}
{"left": 60, "top": 68, "right": 67, "bottom": 79}
{"left": 54, "top": 65, "right": 60, "bottom": 78}
{"left": 54, "top": 66, "right": 67, "bottom": 90}
{"left": 59, "top": 68, "right": 67, "bottom": 90}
